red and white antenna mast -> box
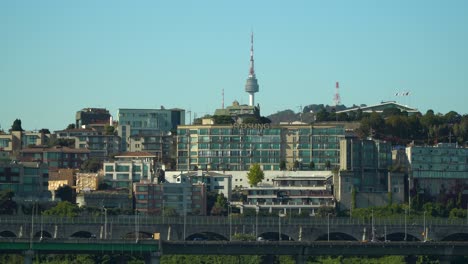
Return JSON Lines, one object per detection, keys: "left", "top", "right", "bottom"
{"left": 334, "top": 81, "right": 341, "bottom": 106}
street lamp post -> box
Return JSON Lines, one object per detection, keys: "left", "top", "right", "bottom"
{"left": 423, "top": 211, "right": 427, "bottom": 242}
{"left": 371, "top": 209, "right": 375, "bottom": 242}
{"left": 103, "top": 207, "right": 108, "bottom": 239}
{"left": 183, "top": 187, "right": 187, "bottom": 241}
{"left": 228, "top": 202, "right": 232, "bottom": 241}
{"left": 404, "top": 209, "right": 407, "bottom": 241}
{"left": 255, "top": 206, "right": 259, "bottom": 240}
{"left": 327, "top": 213, "right": 331, "bottom": 242}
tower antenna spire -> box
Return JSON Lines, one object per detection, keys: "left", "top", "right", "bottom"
{"left": 249, "top": 31, "right": 255, "bottom": 77}
{"left": 245, "top": 31, "right": 259, "bottom": 106}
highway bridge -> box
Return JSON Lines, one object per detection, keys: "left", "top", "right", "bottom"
{"left": 1, "top": 238, "right": 468, "bottom": 264}
{"left": 1, "top": 215, "right": 468, "bottom": 242}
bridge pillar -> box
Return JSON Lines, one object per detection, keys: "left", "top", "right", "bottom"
{"left": 295, "top": 255, "right": 306, "bottom": 264}
{"left": 260, "top": 255, "right": 276, "bottom": 264}
{"left": 23, "top": 250, "right": 34, "bottom": 264}
{"left": 145, "top": 252, "right": 161, "bottom": 264}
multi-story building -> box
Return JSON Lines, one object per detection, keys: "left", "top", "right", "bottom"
{"left": 176, "top": 123, "right": 351, "bottom": 172}
{"left": 339, "top": 139, "right": 392, "bottom": 192}
{"left": 103, "top": 152, "right": 156, "bottom": 189}
{"left": 117, "top": 108, "right": 185, "bottom": 164}
{"left": 174, "top": 170, "right": 232, "bottom": 199}
{"left": 20, "top": 146, "right": 90, "bottom": 170}
{"left": 406, "top": 143, "right": 468, "bottom": 198}
{"left": 237, "top": 173, "right": 335, "bottom": 215}
{"left": 55, "top": 128, "right": 121, "bottom": 160}
{"left": 75, "top": 108, "right": 112, "bottom": 128}
{"left": 0, "top": 130, "right": 50, "bottom": 158}
{"left": 133, "top": 175, "right": 206, "bottom": 216}
{"left": 336, "top": 139, "right": 404, "bottom": 209}
{"left": 0, "top": 161, "right": 50, "bottom": 200}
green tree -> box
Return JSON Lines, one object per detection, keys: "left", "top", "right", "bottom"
{"left": 39, "top": 128, "right": 50, "bottom": 134}
{"left": 309, "top": 161, "right": 315, "bottom": 170}
{"left": 279, "top": 160, "right": 286, "bottom": 171}
{"left": 11, "top": 119, "right": 24, "bottom": 131}
{"left": 104, "top": 125, "right": 115, "bottom": 135}
{"left": 247, "top": 163, "right": 264, "bottom": 186}
{"left": 0, "top": 190, "right": 17, "bottom": 215}
{"left": 293, "top": 160, "right": 300, "bottom": 170}
{"left": 211, "top": 193, "right": 228, "bottom": 216}
{"left": 43, "top": 201, "right": 80, "bottom": 217}
{"left": 55, "top": 185, "right": 75, "bottom": 203}
{"left": 81, "top": 158, "right": 101, "bottom": 172}
{"left": 212, "top": 115, "right": 234, "bottom": 125}
{"left": 66, "top": 123, "right": 76, "bottom": 130}
{"left": 163, "top": 207, "right": 178, "bottom": 217}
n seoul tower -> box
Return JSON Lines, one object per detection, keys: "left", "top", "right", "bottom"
{"left": 244, "top": 32, "right": 259, "bottom": 106}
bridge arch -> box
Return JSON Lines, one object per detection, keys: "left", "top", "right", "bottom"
{"left": 385, "top": 232, "right": 420, "bottom": 242}
{"left": 441, "top": 233, "right": 468, "bottom": 241}
{"left": 34, "top": 231, "right": 52, "bottom": 238}
{"left": 315, "top": 232, "right": 358, "bottom": 241}
{"left": 0, "top": 230, "right": 16, "bottom": 238}
{"left": 186, "top": 232, "right": 228, "bottom": 241}
{"left": 258, "top": 232, "right": 294, "bottom": 241}
{"left": 70, "top": 231, "right": 95, "bottom": 239}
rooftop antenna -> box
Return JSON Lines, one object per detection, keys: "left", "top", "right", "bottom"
{"left": 222, "top": 88, "right": 225, "bottom": 109}
{"left": 334, "top": 81, "right": 341, "bottom": 107}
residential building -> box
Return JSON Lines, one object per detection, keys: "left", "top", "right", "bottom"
{"left": 336, "top": 139, "right": 404, "bottom": 209}
{"left": 179, "top": 170, "right": 232, "bottom": 199}
{"left": 55, "top": 128, "right": 121, "bottom": 160}
{"left": 20, "top": 146, "right": 90, "bottom": 170}
{"left": 133, "top": 175, "right": 206, "bottom": 216}
{"left": 117, "top": 108, "right": 185, "bottom": 164}
{"left": 0, "top": 130, "right": 51, "bottom": 158}
{"left": 406, "top": 143, "right": 468, "bottom": 198}
{"left": 0, "top": 161, "right": 50, "bottom": 200}
{"left": 75, "top": 108, "right": 112, "bottom": 128}
{"left": 103, "top": 152, "right": 156, "bottom": 189}
{"left": 176, "top": 123, "right": 352, "bottom": 172}
{"left": 237, "top": 173, "right": 335, "bottom": 215}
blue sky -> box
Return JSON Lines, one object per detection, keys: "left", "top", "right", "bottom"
{"left": 1, "top": 1, "right": 467, "bottom": 131}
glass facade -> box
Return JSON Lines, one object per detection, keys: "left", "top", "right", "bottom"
{"left": 177, "top": 124, "right": 345, "bottom": 171}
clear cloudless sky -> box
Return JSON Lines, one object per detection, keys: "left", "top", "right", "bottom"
{"left": 1, "top": 0, "right": 468, "bottom": 131}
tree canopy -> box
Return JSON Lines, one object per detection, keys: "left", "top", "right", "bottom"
{"left": 81, "top": 158, "right": 101, "bottom": 173}
{"left": 43, "top": 201, "right": 80, "bottom": 217}
{"left": 10, "top": 119, "right": 24, "bottom": 131}
{"left": 55, "top": 185, "right": 75, "bottom": 203}
{"left": 0, "top": 190, "right": 17, "bottom": 215}
{"left": 247, "top": 163, "right": 264, "bottom": 186}
{"left": 210, "top": 193, "right": 228, "bottom": 216}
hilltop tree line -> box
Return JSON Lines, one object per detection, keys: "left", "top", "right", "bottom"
{"left": 314, "top": 107, "right": 468, "bottom": 146}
